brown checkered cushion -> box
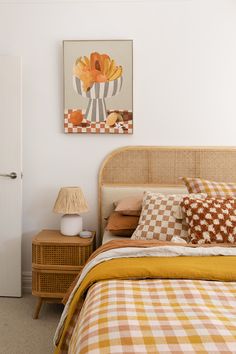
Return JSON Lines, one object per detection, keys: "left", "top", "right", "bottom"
{"left": 182, "top": 177, "right": 236, "bottom": 197}
{"left": 181, "top": 196, "right": 236, "bottom": 244}
{"left": 131, "top": 192, "right": 188, "bottom": 241}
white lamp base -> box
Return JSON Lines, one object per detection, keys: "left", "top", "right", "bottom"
{"left": 60, "top": 214, "right": 83, "bottom": 236}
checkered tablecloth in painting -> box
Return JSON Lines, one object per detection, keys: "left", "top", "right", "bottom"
{"left": 64, "top": 109, "right": 133, "bottom": 134}
{"left": 68, "top": 279, "right": 236, "bottom": 354}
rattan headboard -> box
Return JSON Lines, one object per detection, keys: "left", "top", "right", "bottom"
{"left": 98, "top": 146, "right": 236, "bottom": 244}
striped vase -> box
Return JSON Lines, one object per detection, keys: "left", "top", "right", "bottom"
{"left": 73, "top": 76, "right": 123, "bottom": 122}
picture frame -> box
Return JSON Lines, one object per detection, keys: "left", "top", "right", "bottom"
{"left": 63, "top": 40, "right": 133, "bottom": 134}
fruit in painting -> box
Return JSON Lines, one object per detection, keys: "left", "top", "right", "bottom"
{"left": 73, "top": 52, "right": 123, "bottom": 92}
{"left": 106, "top": 112, "right": 123, "bottom": 127}
{"left": 69, "top": 111, "right": 83, "bottom": 126}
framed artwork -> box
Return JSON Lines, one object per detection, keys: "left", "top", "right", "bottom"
{"left": 63, "top": 40, "right": 133, "bottom": 134}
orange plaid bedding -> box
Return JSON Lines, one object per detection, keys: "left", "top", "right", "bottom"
{"left": 54, "top": 241, "right": 236, "bottom": 354}
{"left": 68, "top": 278, "right": 236, "bottom": 353}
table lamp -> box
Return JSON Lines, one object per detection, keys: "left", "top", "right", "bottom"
{"left": 53, "top": 187, "right": 89, "bottom": 236}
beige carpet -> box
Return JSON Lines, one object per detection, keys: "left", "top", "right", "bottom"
{"left": 0, "top": 294, "right": 64, "bottom": 354}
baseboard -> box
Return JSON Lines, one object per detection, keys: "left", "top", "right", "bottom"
{"left": 22, "top": 271, "right": 32, "bottom": 293}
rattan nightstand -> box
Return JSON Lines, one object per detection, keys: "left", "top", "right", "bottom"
{"left": 32, "top": 229, "right": 95, "bottom": 319}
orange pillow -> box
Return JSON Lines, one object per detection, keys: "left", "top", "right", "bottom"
{"left": 106, "top": 212, "right": 139, "bottom": 236}
{"left": 114, "top": 195, "right": 142, "bottom": 216}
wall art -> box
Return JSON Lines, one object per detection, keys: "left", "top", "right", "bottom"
{"left": 63, "top": 40, "right": 133, "bottom": 134}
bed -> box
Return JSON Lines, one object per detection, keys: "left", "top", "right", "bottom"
{"left": 54, "top": 146, "right": 236, "bottom": 354}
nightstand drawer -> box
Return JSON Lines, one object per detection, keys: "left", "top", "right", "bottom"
{"left": 32, "top": 243, "right": 92, "bottom": 266}
{"left": 32, "top": 268, "right": 80, "bottom": 298}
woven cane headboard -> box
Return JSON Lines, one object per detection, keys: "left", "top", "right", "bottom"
{"left": 98, "top": 146, "right": 236, "bottom": 244}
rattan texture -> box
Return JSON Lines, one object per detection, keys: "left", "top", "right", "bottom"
{"left": 32, "top": 244, "right": 92, "bottom": 266}
{"left": 100, "top": 147, "right": 236, "bottom": 185}
{"left": 32, "top": 230, "right": 95, "bottom": 298}
{"left": 32, "top": 271, "right": 78, "bottom": 297}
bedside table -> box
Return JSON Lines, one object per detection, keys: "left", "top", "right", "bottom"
{"left": 32, "top": 229, "right": 95, "bottom": 319}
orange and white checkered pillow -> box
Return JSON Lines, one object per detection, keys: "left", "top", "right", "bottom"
{"left": 182, "top": 177, "right": 236, "bottom": 197}
{"left": 181, "top": 196, "right": 236, "bottom": 244}
{"left": 131, "top": 192, "right": 188, "bottom": 241}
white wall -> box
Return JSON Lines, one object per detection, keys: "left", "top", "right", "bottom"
{"left": 0, "top": 0, "right": 236, "bottom": 272}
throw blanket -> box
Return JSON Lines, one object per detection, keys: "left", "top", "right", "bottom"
{"left": 54, "top": 240, "right": 236, "bottom": 353}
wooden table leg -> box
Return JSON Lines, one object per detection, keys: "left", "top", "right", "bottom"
{"left": 33, "top": 297, "right": 43, "bottom": 319}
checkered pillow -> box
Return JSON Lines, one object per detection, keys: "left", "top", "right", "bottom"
{"left": 182, "top": 177, "right": 236, "bottom": 197}
{"left": 181, "top": 196, "right": 236, "bottom": 244}
{"left": 131, "top": 192, "right": 188, "bottom": 241}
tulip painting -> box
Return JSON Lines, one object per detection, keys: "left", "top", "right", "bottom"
{"left": 63, "top": 40, "right": 133, "bottom": 134}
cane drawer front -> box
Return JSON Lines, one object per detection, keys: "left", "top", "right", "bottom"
{"left": 32, "top": 229, "right": 95, "bottom": 267}
{"left": 32, "top": 243, "right": 93, "bottom": 267}
{"left": 32, "top": 268, "right": 80, "bottom": 298}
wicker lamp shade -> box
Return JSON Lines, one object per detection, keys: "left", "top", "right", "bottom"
{"left": 53, "top": 187, "right": 89, "bottom": 236}
{"left": 53, "top": 187, "right": 89, "bottom": 214}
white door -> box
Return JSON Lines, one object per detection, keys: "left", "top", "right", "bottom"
{"left": 0, "top": 56, "right": 22, "bottom": 297}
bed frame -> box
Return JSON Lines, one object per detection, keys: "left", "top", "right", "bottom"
{"left": 98, "top": 146, "right": 236, "bottom": 245}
